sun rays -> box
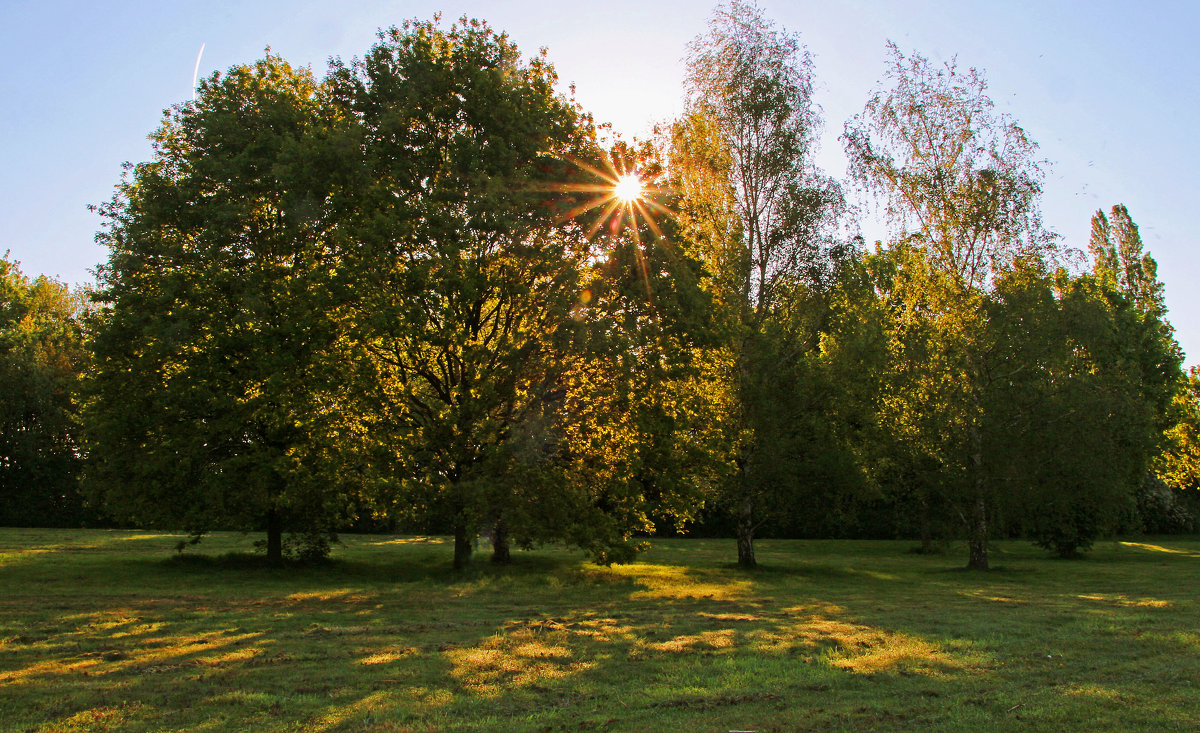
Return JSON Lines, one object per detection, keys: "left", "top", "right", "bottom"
{"left": 543, "top": 149, "right": 675, "bottom": 245}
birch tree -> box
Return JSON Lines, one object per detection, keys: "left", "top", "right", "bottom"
{"left": 673, "top": 1, "right": 843, "bottom": 567}
{"left": 843, "top": 44, "right": 1053, "bottom": 569}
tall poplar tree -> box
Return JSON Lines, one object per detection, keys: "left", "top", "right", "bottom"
{"left": 1088, "top": 204, "right": 1166, "bottom": 317}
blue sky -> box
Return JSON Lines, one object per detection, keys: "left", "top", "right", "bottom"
{"left": 3, "top": 0, "right": 1197, "bottom": 360}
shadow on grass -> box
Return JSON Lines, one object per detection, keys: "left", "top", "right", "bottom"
{"left": 158, "top": 545, "right": 615, "bottom": 592}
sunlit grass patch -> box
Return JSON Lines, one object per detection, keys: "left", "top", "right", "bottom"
{"left": 285, "top": 590, "right": 372, "bottom": 603}
{"left": 1159, "top": 630, "right": 1200, "bottom": 651}
{"left": 643, "top": 628, "right": 737, "bottom": 653}
{"left": 0, "top": 624, "right": 267, "bottom": 686}
{"left": 1119, "top": 541, "right": 1200, "bottom": 557}
{"left": 445, "top": 626, "right": 594, "bottom": 695}
{"left": 40, "top": 703, "right": 146, "bottom": 732}
{"left": 555, "top": 615, "right": 634, "bottom": 640}
{"left": 357, "top": 646, "right": 418, "bottom": 665}
{"left": 748, "top": 614, "right": 968, "bottom": 676}
{"left": 961, "top": 589, "right": 1029, "bottom": 604}
{"left": 0, "top": 652, "right": 104, "bottom": 685}
{"left": 207, "top": 689, "right": 284, "bottom": 706}
{"left": 1078, "top": 593, "right": 1173, "bottom": 608}
{"left": 367, "top": 535, "right": 447, "bottom": 546}
{"left": 0, "top": 547, "right": 56, "bottom": 566}
{"left": 303, "top": 623, "right": 369, "bottom": 636}
{"left": 1063, "top": 682, "right": 1131, "bottom": 702}
{"left": 304, "top": 690, "right": 399, "bottom": 731}
{"left": 598, "top": 562, "right": 754, "bottom": 601}
{"left": 697, "top": 611, "right": 761, "bottom": 622}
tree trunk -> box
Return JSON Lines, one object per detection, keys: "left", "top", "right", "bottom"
{"left": 266, "top": 508, "right": 283, "bottom": 564}
{"left": 736, "top": 528, "right": 756, "bottom": 568}
{"left": 966, "top": 495, "right": 989, "bottom": 570}
{"left": 918, "top": 495, "right": 934, "bottom": 554}
{"left": 491, "top": 516, "right": 511, "bottom": 564}
{"left": 733, "top": 340, "right": 758, "bottom": 570}
{"left": 453, "top": 523, "right": 474, "bottom": 571}
{"left": 736, "top": 494, "right": 756, "bottom": 568}
{"left": 965, "top": 394, "right": 989, "bottom": 569}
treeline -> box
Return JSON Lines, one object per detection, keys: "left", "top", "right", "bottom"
{"left": 4, "top": 4, "right": 1199, "bottom": 569}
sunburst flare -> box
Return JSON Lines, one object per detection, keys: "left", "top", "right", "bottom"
{"left": 536, "top": 148, "right": 675, "bottom": 244}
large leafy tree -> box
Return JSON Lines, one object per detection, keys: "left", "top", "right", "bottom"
{"left": 334, "top": 19, "right": 708, "bottom": 569}
{"left": 672, "top": 1, "right": 844, "bottom": 567}
{"left": 0, "top": 255, "right": 91, "bottom": 527}
{"left": 85, "top": 54, "right": 366, "bottom": 561}
{"left": 843, "top": 44, "right": 1054, "bottom": 569}
{"left": 842, "top": 243, "right": 973, "bottom": 552}
{"left": 1085, "top": 205, "right": 1196, "bottom": 526}
{"left": 545, "top": 181, "right": 727, "bottom": 563}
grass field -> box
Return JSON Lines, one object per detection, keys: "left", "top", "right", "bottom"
{"left": 1, "top": 529, "right": 1198, "bottom": 732}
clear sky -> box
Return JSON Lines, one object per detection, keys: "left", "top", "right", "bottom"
{"left": 3, "top": 0, "right": 1197, "bottom": 360}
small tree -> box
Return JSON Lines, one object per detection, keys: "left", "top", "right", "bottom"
{"left": 1161, "top": 366, "right": 1200, "bottom": 492}
{"left": 0, "top": 255, "right": 90, "bottom": 527}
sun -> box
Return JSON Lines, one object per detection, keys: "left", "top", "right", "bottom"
{"left": 613, "top": 174, "right": 643, "bottom": 203}
{"left": 533, "top": 148, "right": 677, "bottom": 307}
{"left": 543, "top": 150, "right": 674, "bottom": 243}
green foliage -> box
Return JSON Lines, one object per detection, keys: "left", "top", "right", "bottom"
{"left": 843, "top": 44, "right": 1060, "bottom": 569}
{"left": 323, "top": 19, "right": 716, "bottom": 568}
{"left": 83, "top": 18, "right": 721, "bottom": 569}
{"left": 336, "top": 18, "right": 605, "bottom": 569}
{"left": 983, "top": 266, "right": 1142, "bottom": 556}
{"left": 75, "top": 9, "right": 1193, "bottom": 573}
{"left": 1133, "top": 474, "right": 1195, "bottom": 534}
{"left": 0, "top": 255, "right": 91, "bottom": 527}
{"left": 848, "top": 239, "right": 1182, "bottom": 559}
{"left": 1089, "top": 204, "right": 1166, "bottom": 317}
{"left": 1160, "top": 366, "right": 1200, "bottom": 491}
{"left": 843, "top": 44, "right": 1054, "bottom": 289}
{"left": 85, "top": 53, "right": 367, "bottom": 559}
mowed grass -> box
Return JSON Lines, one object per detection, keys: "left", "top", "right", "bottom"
{"left": 1, "top": 530, "right": 1199, "bottom": 732}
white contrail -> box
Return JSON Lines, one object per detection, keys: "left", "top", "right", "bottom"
{"left": 191, "top": 42, "right": 206, "bottom": 101}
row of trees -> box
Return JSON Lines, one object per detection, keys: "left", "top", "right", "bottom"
{"left": 5, "top": 4, "right": 1197, "bottom": 569}
{"left": 664, "top": 6, "right": 1187, "bottom": 569}
{"left": 0, "top": 255, "right": 91, "bottom": 527}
